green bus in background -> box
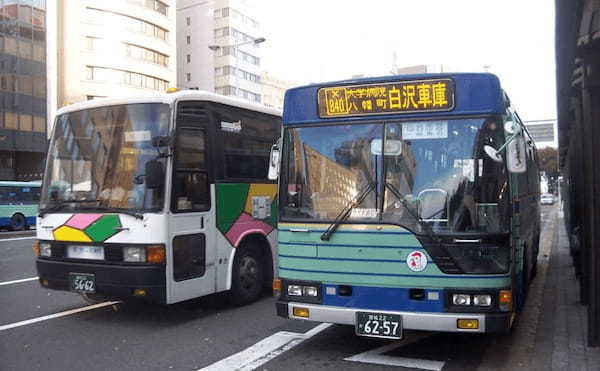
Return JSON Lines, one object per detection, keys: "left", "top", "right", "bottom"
{"left": 0, "top": 180, "right": 42, "bottom": 230}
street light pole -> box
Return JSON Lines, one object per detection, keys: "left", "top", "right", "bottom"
{"left": 208, "top": 37, "right": 266, "bottom": 100}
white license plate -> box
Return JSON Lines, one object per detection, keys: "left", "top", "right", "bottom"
{"left": 67, "top": 245, "right": 104, "bottom": 260}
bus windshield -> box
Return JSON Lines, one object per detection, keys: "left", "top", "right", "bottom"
{"left": 40, "top": 103, "right": 171, "bottom": 214}
{"left": 280, "top": 117, "right": 509, "bottom": 235}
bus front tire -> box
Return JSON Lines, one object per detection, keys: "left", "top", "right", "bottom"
{"left": 10, "top": 213, "right": 25, "bottom": 231}
{"left": 229, "top": 247, "right": 264, "bottom": 306}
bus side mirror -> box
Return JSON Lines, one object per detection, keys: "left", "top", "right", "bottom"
{"left": 145, "top": 160, "right": 165, "bottom": 189}
{"left": 268, "top": 141, "right": 280, "bottom": 180}
{"left": 506, "top": 136, "right": 527, "bottom": 173}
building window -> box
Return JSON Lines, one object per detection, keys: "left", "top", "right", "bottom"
{"left": 186, "top": 73, "right": 191, "bottom": 82}
{"left": 5, "top": 112, "right": 18, "bottom": 130}
{"left": 85, "top": 8, "right": 169, "bottom": 41}
{"left": 19, "top": 114, "right": 33, "bottom": 132}
{"left": 186, "top": 54, "right": 191, "bottom": 63}
{"left": 186, "top": 36, "right": 191, "bottom": 44}
{"left": 86, "top": 66, "right": 168, "bottom": 91}
{"left": 186, "top": 17, "right": 190, "bottom": 26}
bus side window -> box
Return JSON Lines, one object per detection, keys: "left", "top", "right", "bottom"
{"left": 171, "top": 128, "right": 210, "bottom": 212}
{"left": 0, "top": 187, "right": 6, "bottom": 203}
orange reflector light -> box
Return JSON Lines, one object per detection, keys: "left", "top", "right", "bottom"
{"left": 42, "top": 279, "right": 48, "bottom": 286}
{"left": 499, "top": 290, "right": 512, "bottom": 304}
{"left": 32, "top": 241, "right": 40, "bottom": 256}
{"left": 293, "top": 307, "right": 310, "bottom": 318}
{"left": 457, "top": 319, "right": 479, "bottom": 329}
{"left": 499, "top": 290, "right": 513, "bottom": 311}
{"left": 147, "top": 245, "right": 165, "bottom": 263}
{"left": 272, "top": 279, "right": 281, "bottom": 292}
{"left": 133, "top": 289, "right": 147, "bottom": 297}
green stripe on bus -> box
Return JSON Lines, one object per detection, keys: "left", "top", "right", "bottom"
{"left": 279, "top": 256, "right": 442, "bottom": 276}
{"left": 278, "top": 231, "right": 422, "bottom": 246}
{"left": 278, "top": 269, "right": 511, "bottom": 289}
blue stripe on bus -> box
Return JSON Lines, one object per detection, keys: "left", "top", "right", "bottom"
{"left": 279, "top": 266, "right": 511, "bottom": 280}
{"left": 280, "top": 254, "right": 406, "bottom": 264}
{"left": 279, "top": 241, "right": 420, "bottom": 249}
{"left": 321, "top": 285, "right": 445, "bottom": 312}
{"left": 279, "top": 229, "right": 412, "bottom": 235}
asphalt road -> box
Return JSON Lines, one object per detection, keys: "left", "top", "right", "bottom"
{"left": 0, "top": 205, "right": 557, "bottom": 371}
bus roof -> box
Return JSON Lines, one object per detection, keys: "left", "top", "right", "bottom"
{"left": 55, "top": 90, "right": 282, "bottom": 118}
{"left": 283, "top": 73, "right": 506, "bottom": 126}
{"left": 0, "top": 180, "right": 42, "bottom": 187}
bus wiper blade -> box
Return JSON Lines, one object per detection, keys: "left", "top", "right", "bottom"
{"left": 321, "top": 181, "right": 375, "bottom": 241}
{"left": 384, "top": 182, "right": 441, "bottom": 244}
{"left": 93, "top": 207, "right": 144, "bottom": 220}
{"left": 39, "top": 204, "right": 70, "bottom": 217}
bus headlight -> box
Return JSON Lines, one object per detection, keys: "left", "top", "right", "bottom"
{"left": 40, "top": 242, "right": 52, "bottom": 257}
{"left": 452, "top": 294, "right": 471, "bottom": 306}
{"left": 124, "top": 247, "right": 146, "bottom": 262}
{"left": 473, "top": 294, "right": 492, "bottom": 306}
{"left": 288, "top": 285, "right": 303, "bottom": 296}
{"left": 302, "top": 286, "right": 318, "bottom": 297}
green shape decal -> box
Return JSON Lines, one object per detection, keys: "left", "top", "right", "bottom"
{"left": 85, "top": 215, "right": 122, "bottom": 242}
{"left": 216, "top": 183, "right": 249, "bottom": 234}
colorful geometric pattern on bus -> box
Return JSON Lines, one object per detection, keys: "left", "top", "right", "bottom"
{"left": 216, "top": 183, "right": 277, "bottom": 246}
{"left": 52, "top": 214, "right": 122, "bottom": 242}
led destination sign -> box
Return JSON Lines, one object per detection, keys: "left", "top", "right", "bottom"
{"left": 317, "top": 79, "right": 455, "bottom": 118}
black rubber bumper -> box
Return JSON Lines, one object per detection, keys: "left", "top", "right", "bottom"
{"left": 484, "top": 312, "right": 513, "bottom": 333}
{"left": 36, "top": 258, "right": 166, "bottom": 304}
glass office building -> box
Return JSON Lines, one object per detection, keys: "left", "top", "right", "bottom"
{"left": 0, "top": 0, "right": 46, "bottom": 181}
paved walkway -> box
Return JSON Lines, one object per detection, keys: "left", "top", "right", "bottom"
{"left": 479, "top": 208, "right": 600, "bottom": 370}
{"left": 530, "top": 212, "right": 600, "bottom": 371}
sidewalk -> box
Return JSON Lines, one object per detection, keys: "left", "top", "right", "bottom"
{"left": 479, "top": 208, "right": 600, "bottom": 371}
{"left": 530, "top": 212, "right": 600, "bottom": 371}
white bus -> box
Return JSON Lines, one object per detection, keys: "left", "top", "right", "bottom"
{"left": 34, "top": 91, "right": 281, "bottom": 304}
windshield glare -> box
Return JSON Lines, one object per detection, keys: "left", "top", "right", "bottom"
{"left": 41, "top": 103, "right": 170, "bottom": 212}
{"left": 280, "top": 118, "right": 509, "bottom": 235}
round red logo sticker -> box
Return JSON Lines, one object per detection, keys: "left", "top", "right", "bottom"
{"left": 406, "top": 250, "right": 428, "bottom": 272}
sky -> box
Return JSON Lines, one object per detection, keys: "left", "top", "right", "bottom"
{"left": 255, "top": 0, "right": 556, "bottom": 122}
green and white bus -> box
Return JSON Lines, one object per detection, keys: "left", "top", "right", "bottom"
{"left": 272, "top": 73, "right": 540, "bottom": 337}
{"left": 34, "top": 91, "right": 281, "bottom": 304}
{"left": 0, "top": 180, "right": 41, "bottom": 230}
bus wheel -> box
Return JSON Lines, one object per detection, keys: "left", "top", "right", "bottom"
{"left": 10, "top": 213, "right": 25, "bottom": 231}
{"left": 229, "top": 247, "right": 264, "bottom": 306}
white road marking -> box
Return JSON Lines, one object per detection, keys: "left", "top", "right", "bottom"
{"left": 345, "top": 332, "right": 445, "bottom": 370}
{"left": 0, "top": 236, "right": 35, "bottom": 242}
{"left": 0, "top": 301, "right": 120, "bottom": 331}
{"left": 198, "top": 323, "right": 332, "bottom": 371}
{"left": 0, "top": 276, "right": 38, "bottom": 286}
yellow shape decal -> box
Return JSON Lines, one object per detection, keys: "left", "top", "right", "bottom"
{"left": 53, "top": 226, "right": 92, "bottom": 242}
{"left": 244, "top": 184, "right": 278, "bottom": 215}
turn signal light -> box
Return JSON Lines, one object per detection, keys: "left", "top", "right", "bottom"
{"left": 457, "top": 319, "right": 479, "bottom": 329}
{"left": 499, "top": 290, "right": 513, "bottom": 311}
{"left": 32, "top": 241, "right": 40, "bottom": 256}
{"left": 292, "top": 307, "right": 310, "bottom": 318}
{"left": 147, "top": 245, "right": 165, "bottom": 263}
{"left": 273, "top": 279, "right": 281, "bottom": 292}
{"left": 133, "top": 289, "right": 147, "bottom": 297}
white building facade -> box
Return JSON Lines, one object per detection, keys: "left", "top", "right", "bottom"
{"left": 47, "top": 0, "right": 177, "bottom": 131}
{"left": 177, "top": 0, "right": 263, "bottom": 103}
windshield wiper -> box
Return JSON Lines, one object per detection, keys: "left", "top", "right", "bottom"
{"left": 38, "top": 199, "right": 102, "bottom": 217}
{"left": 90, "top": 207, "right": 144, "bottom": 220}
{"left": 384, "top": 182, "right": 442, "bottom": 244}
{"left": 39, "top": 200, "right": 144, "bottom": 220}
{"left": 321, "top": 181, "right": 375, "bottom": 241}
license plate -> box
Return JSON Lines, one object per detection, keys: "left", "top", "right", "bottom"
{"left": 356, "top": 312, "right": 402, "bottom": 339}
{"left": 69, "top": 273, "right": 96, "bottom": 293}
{"left": 67, "top": 245, "right": 104, "bottom": 260}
